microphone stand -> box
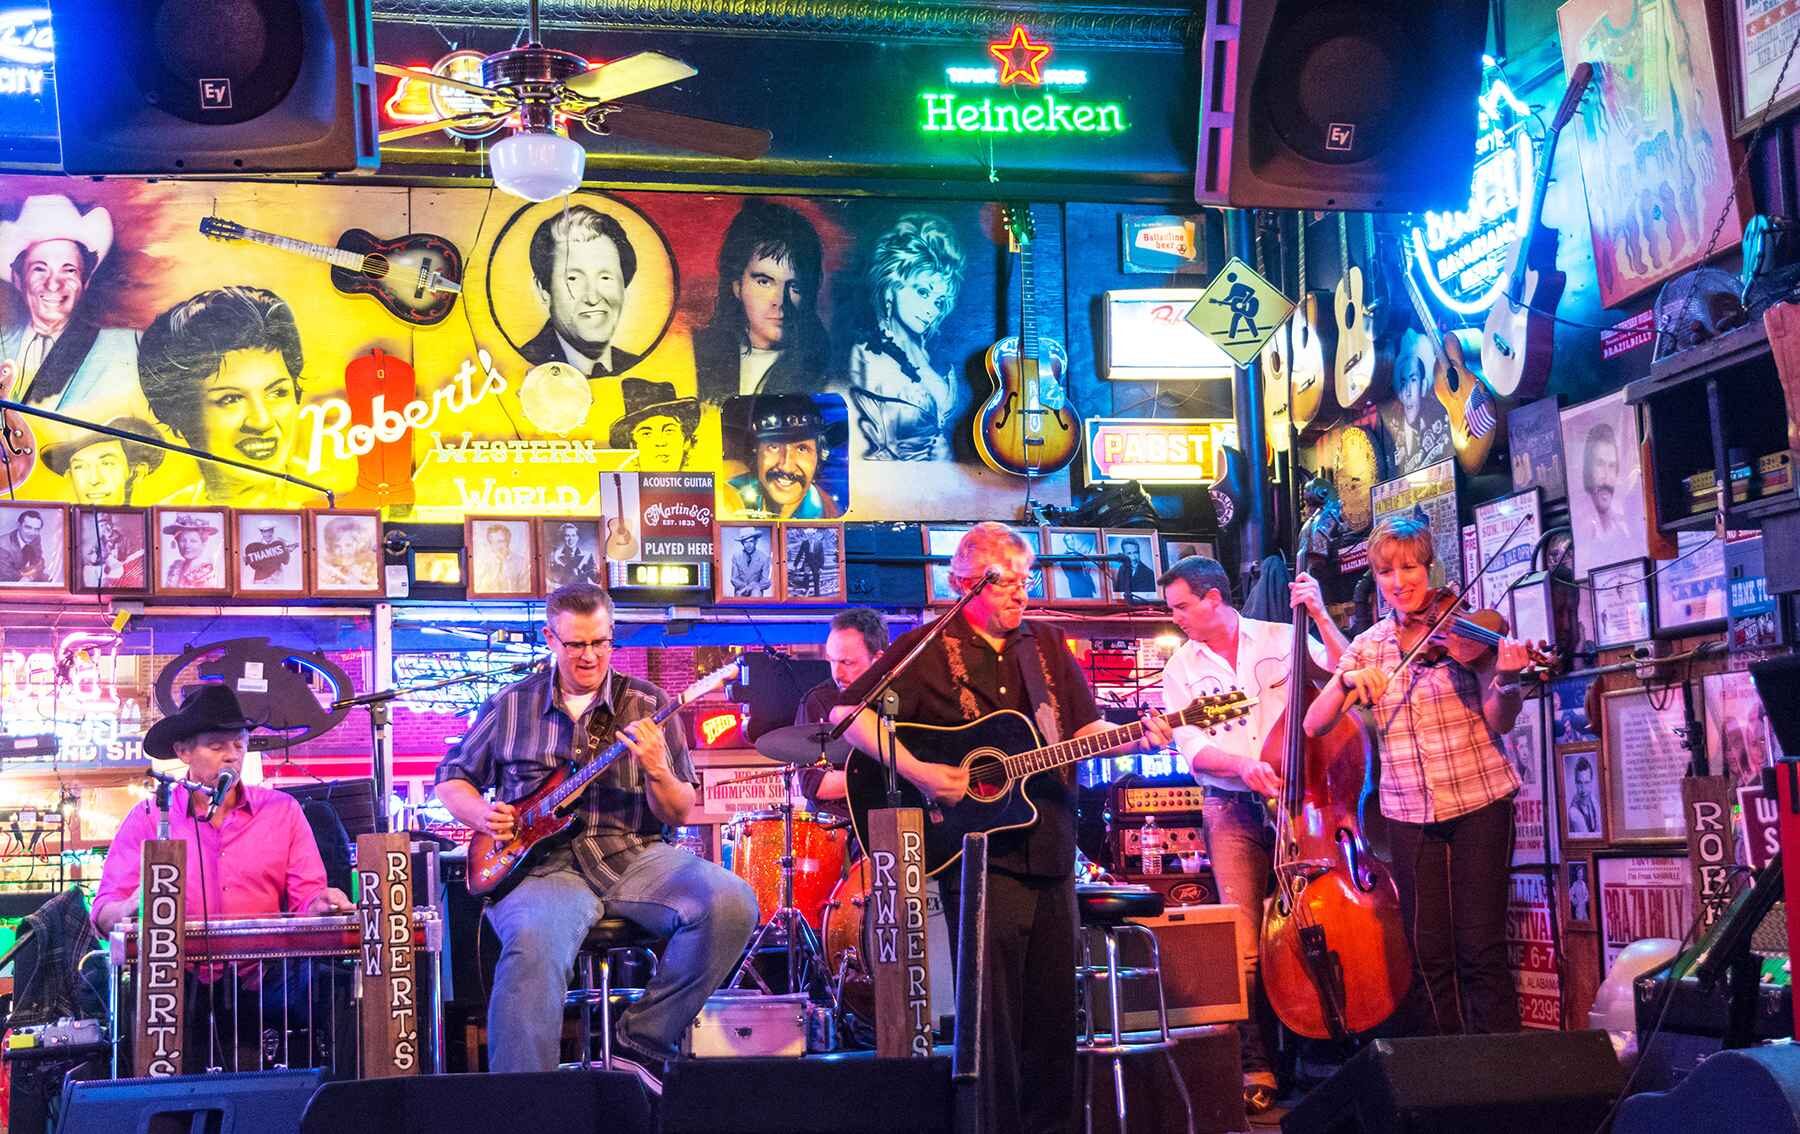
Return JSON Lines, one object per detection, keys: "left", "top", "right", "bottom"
{"left": 828, "top": 571, "right": 998, "bottom": 807}
{"left": 0, "top": 398, "right": 336, "bottom": 506}
{"left": 331, "top": 656, "right": 546, "bottom": 831}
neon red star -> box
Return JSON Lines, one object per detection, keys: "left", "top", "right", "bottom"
{"left": 989, "top": 25, "right": 1052, "bottom": 87}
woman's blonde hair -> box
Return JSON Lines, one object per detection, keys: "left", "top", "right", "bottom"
{"left": 1368, "top": 515, "right": 1435, "bottom": 568}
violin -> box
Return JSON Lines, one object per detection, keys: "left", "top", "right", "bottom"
{"left": 1393, "top": 588, "right": 1556, "bottom": 674}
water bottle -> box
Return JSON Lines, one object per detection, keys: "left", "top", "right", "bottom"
{"left": 1139, "top": 814, "right": 1164, "bottom": 876}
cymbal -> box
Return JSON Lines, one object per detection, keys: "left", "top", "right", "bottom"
{"left": 754, "top": 724, "right": 852, "bottom": 767}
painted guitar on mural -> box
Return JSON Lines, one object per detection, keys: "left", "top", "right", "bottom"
{"left": 198, "top": 217, "right": 464, "bottom": 326}
{"left": 975, "top": 204, "right": 1079, "bottom": 477}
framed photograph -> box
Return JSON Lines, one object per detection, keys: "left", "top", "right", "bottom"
{"left": 922, "top": 523, "right": 973, "bottom": 605}
{"left": 781, "top": 522, "right": 845, "bottom": 605}
{"left": 152, "top": 507, "right": 228, "bottom": 595}
{"left": 1015, "top": 526, "right": 1048, "bottom": 603}
{"left": 537, "top": 518, "right": 603, "bottom": 590}
{"left": 1593, "top": 853, "right": 1694, "bottom": 970}
{"left": 1045, "top": 527, "right": 1108, "bottom": 607}
{"left": 234, "top": 511, "right": 306, "bottom": 597}
{"left": 1701, "top": 669, "right": 1777, "bottom": 790}
{"left": 1509, "top": 575, "right": 1554, "bottom": 654}
{"left": 717, "top": 522, "right": 779, "bottom": 604}
{"left": 1722, "top": 0, "right": 1800, "bottom": 136}
{"left": 1160, "top": 533, "right": 1216, "bottom": 575}
{"left": 1559, "top": 390, "right": 1648, "bottom": 578}
{"left": 1591, "top": 559, "right": 1654, "bottom": 648}
{"left": 1602, "top": 688, "right": 1692, "bottom": 843}
{"left": 1552, "top": 673, "right": 1601, "bottom": 744}
{"left": 0, "top": 503, "right": 67, "bottom": 592}
{"left": 463, "top": 516, "right": 536, "bottom": 599}
{"left": 1559, "top": 0, "right": 1745, "bottom": 307}
{"left": 1563, "top": 857, "right": 1596, "bottom": 931}
{"left": 1509, "top": 397, "right": 1567, "bottom": 503}
{"left": 311, "top": 511, "right": 383, "bottom": 597}
{"left": 1559, "top": 746, "right": 1607, "bottom": 846}
{"left": 1654, "top": 529, "right": 1726, "bottom": 637}
{"left": 1103, "top": 530, "right": 1160, "bottom": 605}
{"left": 1505, "top": 709, "right": 1557, "bottom": 867}
{"left": 71, "top": 507, "right": 148, "bottom": 594}
{"left": 1474, "top": 488, "right": 1542, "bottom": 607}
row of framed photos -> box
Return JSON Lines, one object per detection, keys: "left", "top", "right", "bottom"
{"left": 921, "top": 525, "right": 1213, "bottom": 607}
{"left": 716, "top": 521, "right": 845, "bottom": 605}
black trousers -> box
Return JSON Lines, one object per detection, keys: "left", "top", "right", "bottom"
{"left": 940, "top": 869, "right": 1078, "bottom": 1134}
{"left": 1385, "top": 794, "right": 1521, "bottom": 1036}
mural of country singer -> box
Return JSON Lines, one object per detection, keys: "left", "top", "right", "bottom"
{"left": 0, "top": 179, "right": 1060, "bottom": 523}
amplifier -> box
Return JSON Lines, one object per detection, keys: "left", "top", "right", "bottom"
{"left": 1112, "top": 783, "right": 1207, "bottom": 815}
{"left": 1123, "top": 872, "right": 1219, "bottom": 908}
{"left": 1109, "top": 823, "right": 1205, "bottom": 874}
{"left": 1084, "top": 903, "right": 1247, "bottom": 1032}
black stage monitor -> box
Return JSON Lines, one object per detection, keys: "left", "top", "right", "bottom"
{"left": 729, "top": 653, "right": 830, "bottom": 742}
{"left": 281, "top": 776, "right": 379, "bottom": 839}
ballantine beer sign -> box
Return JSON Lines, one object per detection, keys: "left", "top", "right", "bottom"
{"left": 920, "top": 25, "right": 1127, "bottom": 137}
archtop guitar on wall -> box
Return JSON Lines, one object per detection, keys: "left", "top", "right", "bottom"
{"left": 846, "top": 691, "right": 1254, "bottom": 876}
{"left": 198, "top": 217, "right": 464, "bottom": 326}
{"left": 975, "top": 204, "right": 1079, "bottom": 477}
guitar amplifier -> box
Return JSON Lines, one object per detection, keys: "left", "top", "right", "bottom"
{"left": 1109, "top": 820, "right": 1206, "bottom": 874}
{"left": 1111, "top": 782, "right": 1208, "bottom": 816}
{"left": 1084, "top": 904, "right": 1248, "bottom": 1032}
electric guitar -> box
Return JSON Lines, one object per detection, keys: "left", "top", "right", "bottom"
{"left": 198, "top": 216, "right": 464, "bottom": 326}
{"left": 1481, "top": 62, "right": 1592, "bottom": 400}
{"left": 1332, "top": 212, "right": 1397, "bottom": 411}
{"left": 1402, "top": 257, "right": 1503, "bottom": 476}
{"left": 975, "top": 204, "right": 1079, "bottom": 477}
{"left": 604, "top": 472, "right": 638, "bottom": 561}
{"left": 466, "top": 662, "right": 739, "bottom": 898}
{"left": 846, "top": 691, "right": 1255, "bottom": 876}
{"left": 1287, "top": 215, "right": 1338, "bottom": 434}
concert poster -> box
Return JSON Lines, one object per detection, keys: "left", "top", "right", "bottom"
{"left": 1506, "top": 870, "right": 1564, "bottom": 1030}
{"left": 1593, "top": 853, "right": 1694, "bottom": 970}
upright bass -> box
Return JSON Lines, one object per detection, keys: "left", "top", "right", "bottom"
{"left": 1258, "top": 549, "right": 1412, "bottom": 1040}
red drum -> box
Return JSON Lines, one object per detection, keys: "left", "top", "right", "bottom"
{"left": 724, "top": 809, "right": 849, "bottom": 929}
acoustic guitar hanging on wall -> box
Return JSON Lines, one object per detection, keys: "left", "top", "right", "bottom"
{"left": 198, "top": 216, "right": 464, "bottom": 327}
{"left": 975, "top": 204, "right": 1079, "bottom": 477}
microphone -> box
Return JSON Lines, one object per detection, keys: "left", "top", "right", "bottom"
{"left": 205, "top": 769, "right": 238, "bottom": 822}
{"left": 984, "top": 565, "right": 1001, "bottom": 582}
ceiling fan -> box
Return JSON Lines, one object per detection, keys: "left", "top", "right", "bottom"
{"left": 376, "top": 0, "right": 772, "bottom": 198}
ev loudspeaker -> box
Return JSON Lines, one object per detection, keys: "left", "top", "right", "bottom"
{"left": 1194, "top": 0, "right": 1488, "bottom": 212}
{"left": 660, "top": 1056, "right": 955, "bottom": 1133}
{"left": 299, "top": 1071, "right": 653, "bottom": 1133}
{"left": 48, "top": 0, "right": 380, "bottom": 174}
{"left": 59, "top": 1068, "right": 325, "bottom": 1134}
{"left": 1280, "top": 1030, "right": 1625, "bottom": 1134}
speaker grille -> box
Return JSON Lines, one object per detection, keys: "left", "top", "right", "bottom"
{"left": 140, "top": 0, "right": 302, "bottom": 125}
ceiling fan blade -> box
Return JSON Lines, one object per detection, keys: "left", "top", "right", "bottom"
{"left": 375, "top": 62, "right": 507, "bottom": 103}
{"left": 565, "top": 51, "right": 698, "bottom": 102}
{"left": 379, "top": 113, "right": 506, "bottom": 144}
{"left": 598, "top": 105, "right": 772, "bottom": 160}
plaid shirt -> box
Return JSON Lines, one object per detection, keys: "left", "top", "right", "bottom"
{"left": 1336, "top": 616, "right": 1519, "bottom": 823}
{"left": 435, "top": 667, "right": 695, "bottom": 890}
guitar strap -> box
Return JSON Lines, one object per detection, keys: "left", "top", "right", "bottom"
{"left": 1012, "top": 631, "right": 1063, "bottom": 747}
{"left": 569, "top": 671, "right": 626, "bottom": 767}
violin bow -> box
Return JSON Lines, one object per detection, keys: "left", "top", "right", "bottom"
{"left": 1382, "top": 512, "right": 1533, "bottom": 678}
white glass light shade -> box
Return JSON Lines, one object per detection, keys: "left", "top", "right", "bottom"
{"left": 490, "top": 130, "right": 587, "bottom": 202}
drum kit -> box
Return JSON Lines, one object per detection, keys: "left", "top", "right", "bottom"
{"left": 723, "top": 721, "right": 870, "bottom": 1010}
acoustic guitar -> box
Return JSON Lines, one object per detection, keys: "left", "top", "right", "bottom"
{"left": 1332, "top": 212, "right": 1396, "bottom": 412}
{"left": 604, "top": 473, "right": 638, "bottom": 561}
{"left": 845, "top": 691, "right": 1254, "bottom": 877}
{"left": 1401, "top": 256, "right": 1503, "bottom": 476}
{"left": 975, "top": 204, "right": 1079, "bottom": 477}
{"left": 198, "top": 216, "right": 464, "bottom": 327}
{"left": 1481, "top": 62, "right": 1592, "bottom": 400}
{"left": 466, "top": 662, "right": 739, "bottom": 898}
{"left": 1287, "top": 215, "right": 1338, "bottom": 434}
{"left": 1257, "top": 215, "right": 1293, "bottom": 459}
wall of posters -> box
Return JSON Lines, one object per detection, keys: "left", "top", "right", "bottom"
{"left": 1370, "top": 459, "right": 1461, "bottom": 598}
{"left": 1595, "top": 853, "right": 1694, "bottom": 970}
{"left": 1506, "top": 870, "right": 1565, "bottom": 1030}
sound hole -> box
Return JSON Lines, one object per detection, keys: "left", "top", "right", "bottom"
{"left": 965, "top": 751, "right": 1009, "bottom": 803}
{"left": 361, "top": 253, "right": 390, "bottom": 279}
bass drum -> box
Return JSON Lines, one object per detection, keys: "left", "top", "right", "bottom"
{"left": 724, "top": 809, "right": 849, "bottom": 929}
{"left": 821, "top": 860, "right": 955, "bottom": 1024}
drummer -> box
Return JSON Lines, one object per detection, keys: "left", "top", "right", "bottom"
{"left": 792, "top": 608, "right": 887, "bottom": 819}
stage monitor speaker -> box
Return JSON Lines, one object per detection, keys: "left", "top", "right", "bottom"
{"left": 59, "top": 1068, "right": 325, "bottom": 1134}
{"left": 660, "top": 1056, "right": 954, "bottom": 1133}
{"left": 1085, "top": 903, "right": 1247, "bottom": 1032}
{"left": 300, "top": 1071, "right": 652, "bottom": 1133}
{"left": 1194, "top": 0, "right": 1488, "bottom": 211}
{"left": 1280, "top": 1030, "right": 1625, "bottom": 1134}
{"left": 48, "top": 0, "right": 380, "bottom": 175}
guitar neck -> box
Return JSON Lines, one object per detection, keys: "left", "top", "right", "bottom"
{"left": 1401, "top": 257, "right": 1447, "bottom": 357}
{"left": 998, "top": 700, "right": 1228, "bottom": 780}
{"left": 545, "top": 695, "right": 679, "bottom": 811}
{"left": 231, "top": 225, "right": 365, "bottom": 273}
{"left": 1017, "top": 212, "right": 1043, "bottom": 411}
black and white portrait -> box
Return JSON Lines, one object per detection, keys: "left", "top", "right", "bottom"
{"left": 1559, "top": 389, "right": 1647, "bottom": 578}
{"left": 1562, "top": 750, "right": 1605, "bottom": 841}
{"left": 237, "top": 511, "right": 303, "bottom": 593}
{"left": 466, "top": 517, "right": 535, "bottom": 597}
{"left": 1105, "top": 531, "right": 1158, "bottom": 603}
{"left": 783, "top": 523, "right": 843, "bottom": 603}
{"left": 73, "top": 507, "right": 146, "bottom": 592}
{"left": 1046, "top": 527, "right": 1105, "bottom": 605}
{"left": 539, "top": 519, "right": 601, "bottom": 589}
{"left": 720, "top": 523, "right": 776, "bottom": 601}
{"left": 0, "top": 503, "right": 65, "bottom": 589}
{"left": 154, "top": 508, "right": 227, "bottom": 594}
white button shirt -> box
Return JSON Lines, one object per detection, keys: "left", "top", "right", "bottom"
{"left": 1161, "top": 616, "right": 1328, "bottom": 791}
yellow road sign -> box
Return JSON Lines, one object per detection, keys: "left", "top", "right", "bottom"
{"left": 1186, "top": 256, "right": 1295, "bottom": 366}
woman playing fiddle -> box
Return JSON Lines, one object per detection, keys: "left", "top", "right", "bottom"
{"left": 1303, "top": 516, "right": 1532, "bottom": 1035}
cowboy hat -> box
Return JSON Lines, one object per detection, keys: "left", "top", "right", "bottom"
{"left": 0, "top": 195, "right": 113, "bottom": 272}
{"left": 40, "top": 416, "right": 167, "bottom": 477}
{"left": 735, "top": 529, "right": 764, "bottom": 544}
{"left": 161, "top": 513, "right": 219, "bottom": 538}
{"left": 609, "top": 377, "right": 700, "bottom": 449}
{"left": 143, "top": 684, "right": 256, "bottom": 759}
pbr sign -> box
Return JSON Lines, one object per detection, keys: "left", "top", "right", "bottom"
{"left": 1084, "top": 418, "right": 1233, "bottom": 484}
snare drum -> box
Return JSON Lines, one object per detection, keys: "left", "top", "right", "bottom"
{"left": 724, "top": 809, "right": 849, "bottom": 929}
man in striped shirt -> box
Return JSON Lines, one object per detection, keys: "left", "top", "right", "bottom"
{"left": 435, "top": 582, "right": 757, "bottom": 1092}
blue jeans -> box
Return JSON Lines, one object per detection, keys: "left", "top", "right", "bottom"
{"left": 483, "top": 842, "right": 758, "bottom": 1072}
{"left": 1201, "top": 790, "right": 1275, "bottom": 1079}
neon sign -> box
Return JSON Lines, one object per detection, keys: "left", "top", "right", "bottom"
{"left": 1408, "top": 58, "right": 1534, "bottom": 316}
{"left": 0, "top": 8, "right": 50, "bottom": 97}
{"left": 382, "top": 50, "right": 503, "bottom": 141}
{"left": 921, "top": 25, "right": 1127, "bottom": 137}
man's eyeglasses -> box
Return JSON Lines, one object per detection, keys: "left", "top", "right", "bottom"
{"left": 550, "top": 631, "right": 613, "bottom": 654}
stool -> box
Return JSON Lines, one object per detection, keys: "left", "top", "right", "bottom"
{"left": 564, "top": 917, "right": 661, "bottom": 1072}
{"left": 1075, "top": 884, "right": 1193, "bottom": 1134}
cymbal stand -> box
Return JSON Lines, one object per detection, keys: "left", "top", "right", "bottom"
{"left": 730, "top": 760, "right": 835, "bottom": 1004}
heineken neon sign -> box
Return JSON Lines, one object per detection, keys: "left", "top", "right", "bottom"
{"left": 920, "top": 25, "right": 1128, "bottom": 137}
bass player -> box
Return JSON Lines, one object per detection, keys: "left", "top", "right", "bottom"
{"left": 831, "top": 522, "right": 1171, "bottom": 1134}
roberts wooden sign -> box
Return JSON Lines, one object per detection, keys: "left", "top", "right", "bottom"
{"left": 864, "top": 807, "right": 933, "bottom": 1058}
{"left": 134, "top": 840, "right": 185, "bottom": 1077}
{"left": 356, "top": 832, "right": 420, "bottom": 1076}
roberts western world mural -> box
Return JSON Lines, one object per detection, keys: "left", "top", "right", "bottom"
{"left": 0, "top": 180, "right": 1072, "bottom": 523}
